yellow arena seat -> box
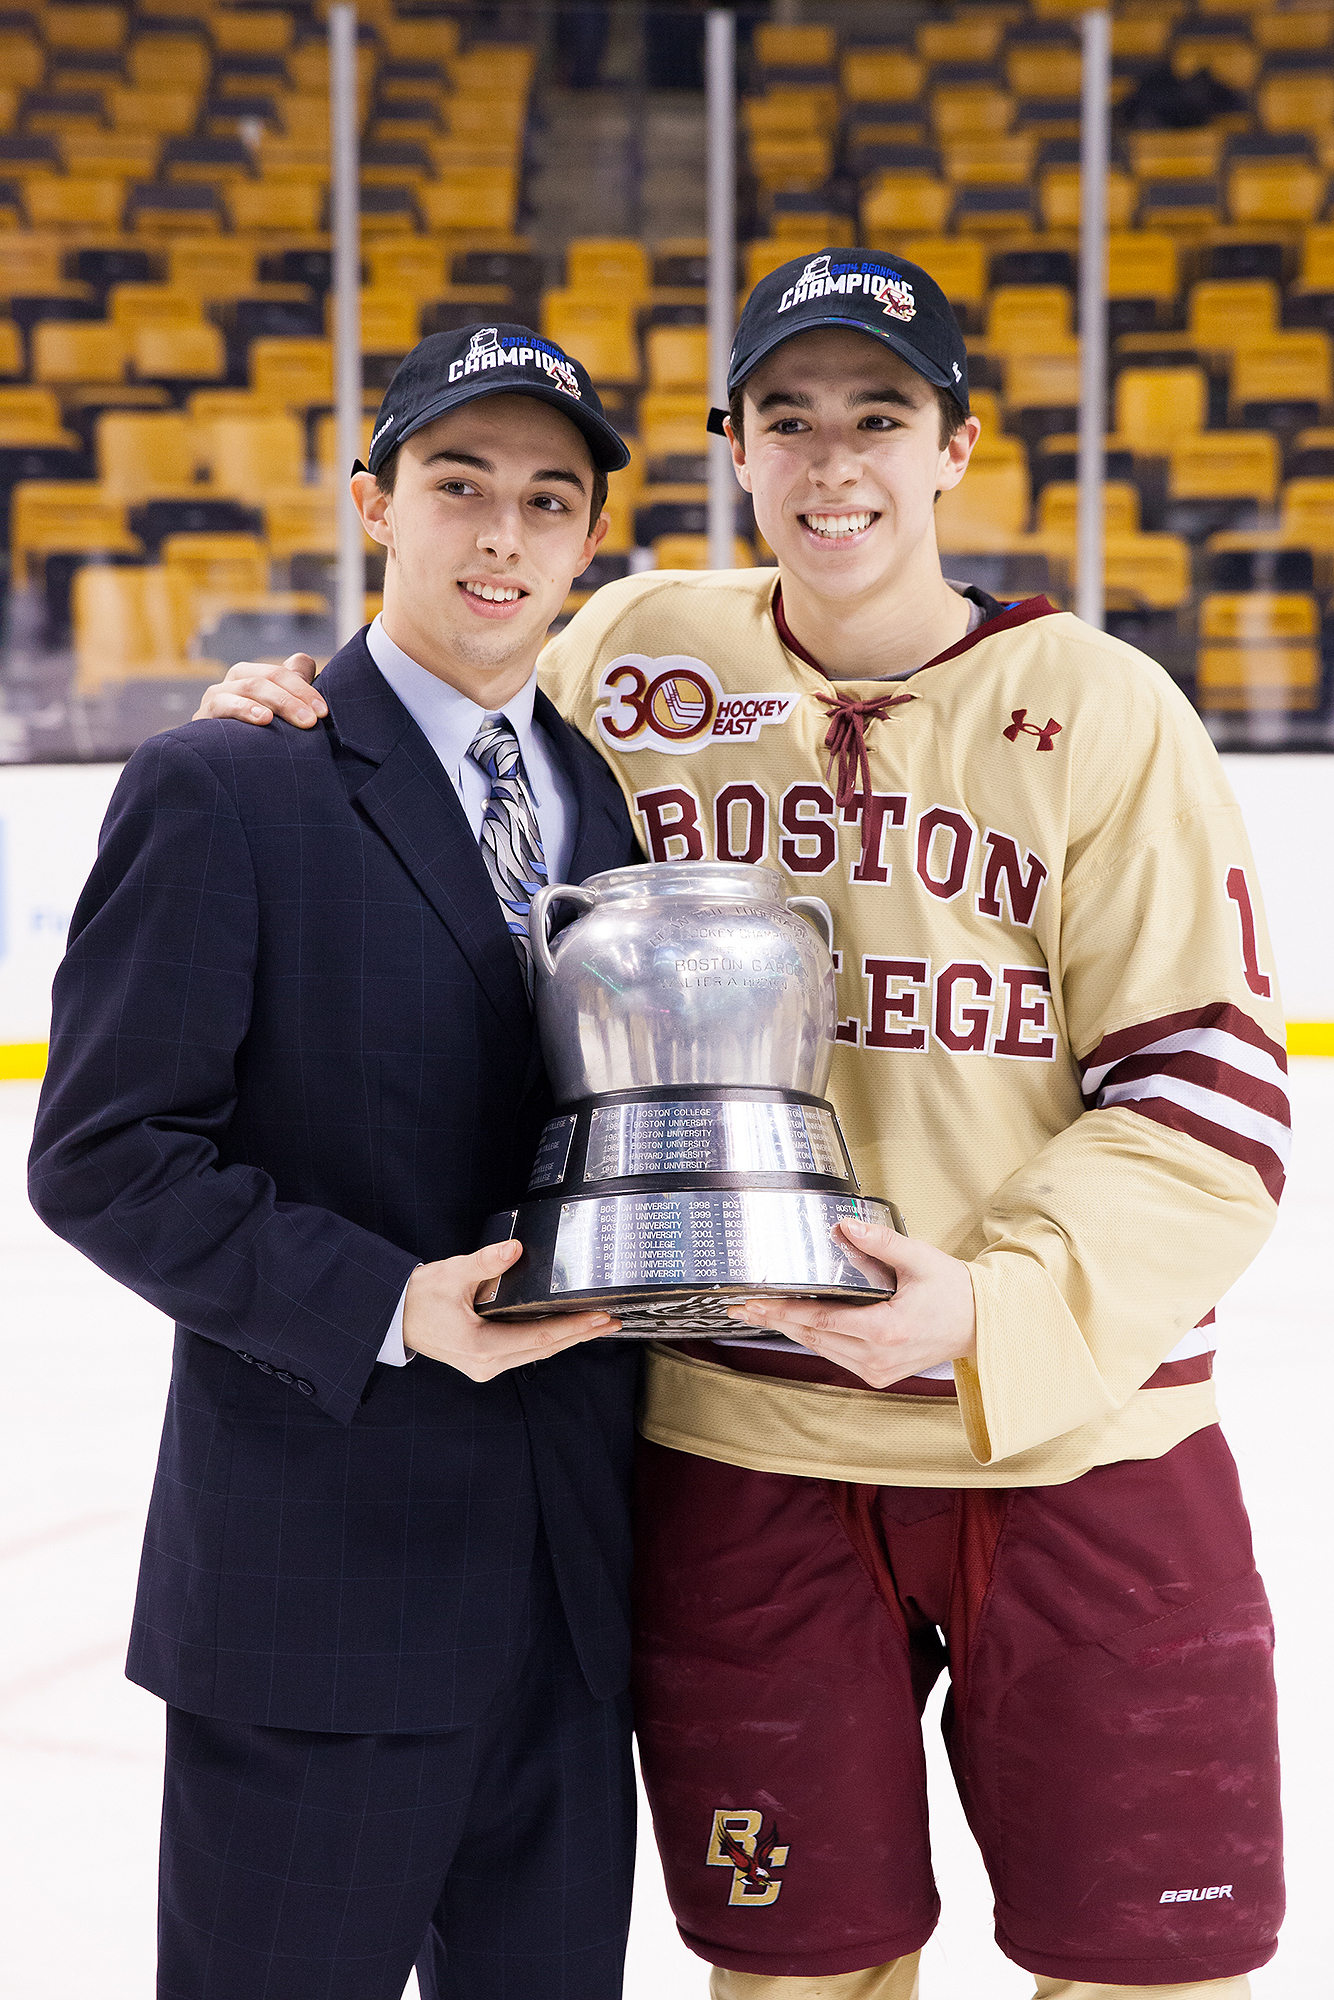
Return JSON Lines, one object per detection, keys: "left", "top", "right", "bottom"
{"left": 364, "top": 242, "right": 446, "bottom": 297}
{"left": 229, "top": 181, "right": 323, "bottom": 233}
{"left": 747, "top": 134, "right": 833, "bottom": 193}
{"left": 935, "top": 451, "right": 1031, "bottom": 551}
{"left": 1230, "top": 156, "right": 1326, "bottom": 227}
{"left": 1114, "top": 367, "right": 1209, "bottom": 450}
{"left": 419, "top": 169, "right": 518, "bottom": 235}
{"left": 211, "top": 8, "right": 293, "bottom": 55}
{"left": 566, "top": 238, "right": 650, "bottom": 297}
{"left": 930, "top": 87, "right": 1014, "bottom": 142}
{"left": 1197, "top": 592, "right": 1321, "bottom": 711}
{"left": 861, "top": 173, "right": 951, "bottom": 239}
{"left": 109, "top": 87, "right": 198, "bottom": 135}
{"left": 1255, "top": 9, "right": 1334, "bottom": 52}
{"left": 0, "top": 22, "right": 44, "bottom": 88}
{"left": 23, "top": 175, "right": 125, "bottom": 230}
{"left": 45, "top": 5, "right": 126, "bottom": 52}
{"left": 204, "top": 414, "right": 306, "bottom": 493}
{"left": 1169, "top": 432, "right": 1281, "bottom": 507}
{"left": 131, "top": 322, "right": 226, "bottom": 382}
{"left": 1231, "top": 332, "right": 1333, "bottom": 416}
{"left": 1281, "top": 476, "right": 1334, "bottom": 544}
{"left": 1257, "top": 70, "right": 1334, "bottom": 134}
{"left": 1105, "top": 532, "right": 1191, "bottom": 609}
{"left": 264, "top": 488, "right": 337, "bottom": 559}
{"left": 638, "top": 392, "right": 710, "bottom": 461}
{"left": 109, "top": 283, "right": 203, "bottom": 333}
{"left": 651, "top": 533, "right": 754, "bottom": 571}
{"left": 0, "top": 235, "right": 65, "bottom": 292}
{"left": 1298, "top": 224, "right": 1334, "bottom": 292}
{"left": 1108, "top": 231, "right": 1179, "bottom": 308}
{"left": 167, "top": 239, "right": 256, "bottom": 296}
{"left": 943, "top": 135, "right": 1035, "bottom": 185}
{"left": 1128, "top": 130, "right": 1222, "bottom": 181}
{"left": 162, "top": 531, "right": 269, "bottom": 601}
{"left": 250, "top": 338, "right": 334, "bottom": 407}
{"left": 10, "top": 481, "right": 139, "bottom": 583}
{"left": 1005, "top": 350, "right": 1082, "bottom": 413}
{"left": 74, "top": 565, "right": 176, "bottom": 694}
{"left": 986, "top": 285, "right": 1073, "bottom": 356}
{"left": 33, "top": 321, "right": 127, "bottom": 384}
{"left": 358, "top": 292, "right": 420, "bottom": 354}
{"left": 1037, "top": 481, "right": 1141, "bottom": 533}
{"left": 1006, "top": 44, "right": 1083, "bottom": 97}
{"left": 0, "top": 320, "right": 20, "bottom": 375}
{"left": 646, "top": 326, "right": 707, "bottom": 394}
{"left": 129, "top": 35, "right": 210, "bottom": 92}
{"left": 840, "top": 50, "right": 925, "bottom": 105}
{"left": 1187, "top": 279, "right": 1280, "bottom": 350}
{"left": 918, "top": 18, "right": 1003, "bottom": 64}
{"left": 97, "top": 409, "right": 196, "bottom": 497}
{"left": 541, "top": 295, "right": 639, "bottom": 384}
{"left": 1040, "top": 163, "right": 1136, "bottom": 231}
{"left": 61, "top": 132, "right": 159, "bottom": 179}
{"left": 0, "top": 386, "right": 76, "bottom": 444}
{"left": 901, "top": 236, "right": 987, "bottom": 316}
{"left": 756, "top": 23, "right": 836, "bottom": 69}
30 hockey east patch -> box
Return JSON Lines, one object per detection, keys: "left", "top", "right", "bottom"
{"left": 594, "top": 654, "right": 799, "bottom": 755}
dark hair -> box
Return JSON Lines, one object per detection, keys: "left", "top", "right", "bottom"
{"left": 374, "top": 442, "right": 609, "bottom": 531}
{"left": 728, "top": 379, "right": 968, "bottom": 450}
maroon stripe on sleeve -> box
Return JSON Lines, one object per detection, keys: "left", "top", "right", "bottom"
{"left": 1082, "top": 1002, "right": 1288, "bottom": 1076}
{"left": 687, "top": 1342, "right": 1216, "bottom": 1398}
{"left": 1128, "top": 1098, "right": 1286, "bottom": 1202}
{"left": 1094, "top": 1050, "right": 1291, "bottom": 1126}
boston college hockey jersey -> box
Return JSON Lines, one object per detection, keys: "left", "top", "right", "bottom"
{"left": 539, "top": 568, "right": 1289, "bottom": 1488}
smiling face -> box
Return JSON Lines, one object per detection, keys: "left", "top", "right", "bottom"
{"left": 353, "top": 392, "right": 607, "bottom": 705}
{"left": 730, "top": 327, "right": 979, "bottom": 616}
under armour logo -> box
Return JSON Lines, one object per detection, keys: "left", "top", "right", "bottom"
{"left": 1003, "top": 708, "right": 1062, "bottom": 751}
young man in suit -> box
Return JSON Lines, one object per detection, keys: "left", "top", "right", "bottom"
{"left": 29, "top": 328, "right": 643, "bottom": 2000}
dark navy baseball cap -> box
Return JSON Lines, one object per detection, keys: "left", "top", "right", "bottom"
{"left": 707, "top": 250, "right": 969, "bottom": 435}
{"left": 360, "top": 323, "right": 631, "bottom": 476}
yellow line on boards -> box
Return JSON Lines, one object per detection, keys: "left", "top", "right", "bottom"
{"left": 0, "top": 1043, "right": 48, "bottom": 1080}
{"left": 1287, "top": 1023, "right": 1334, "bottom": 1058}
{"left": 3, "top": 1028, "right": 1334, "bottom": 1083}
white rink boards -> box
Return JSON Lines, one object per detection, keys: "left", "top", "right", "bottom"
{"left": 1, "top": 1070, "right": 1330, "bottom": 1999}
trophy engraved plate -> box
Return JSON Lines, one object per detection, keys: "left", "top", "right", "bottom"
{"left": 527, "top": 1114, "right": 577, "bottom": 1191}
{"left": 475, "top": 861, "right": 907, "bottom": 1338}
{"left": 583, "top": 1100, "right": 852, "bottom": 1184}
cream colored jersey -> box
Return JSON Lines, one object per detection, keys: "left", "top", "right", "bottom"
{"left": 539, "top": 568, "right": 1290, "bottom": 1488}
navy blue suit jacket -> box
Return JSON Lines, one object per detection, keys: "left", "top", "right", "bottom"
{"left": 29, "top": 632, "right": 641, "bottom": 1734}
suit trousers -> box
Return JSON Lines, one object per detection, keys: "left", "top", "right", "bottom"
{"left": 157, "top": 1543, "right": 635, "bottom": 2000}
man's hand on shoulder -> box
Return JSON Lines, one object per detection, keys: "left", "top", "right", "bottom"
{"left": 404, "top": 1240, "right": 621, "bottom": 1381}
{"left": 193, "top": 653, "right": 326, "bottom": 729}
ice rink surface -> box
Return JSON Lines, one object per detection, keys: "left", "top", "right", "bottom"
{"left": 2, "top": 1069, "right": 1329, "bottom": 2000}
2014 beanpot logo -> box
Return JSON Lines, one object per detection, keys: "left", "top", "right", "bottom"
{"left": 593, "top": 654, "right": 798, "bottom": 755}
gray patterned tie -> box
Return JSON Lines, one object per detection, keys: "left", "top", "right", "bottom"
{"left": 468, "top": 714, "right": 548, "bottom": 999}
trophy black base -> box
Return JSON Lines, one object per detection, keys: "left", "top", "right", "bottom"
{"left": 475, "top": 1086, "right": 904, "bottom": 1339}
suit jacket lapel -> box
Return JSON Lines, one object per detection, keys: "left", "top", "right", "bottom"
{"left": 320, "top": 635, "right": 532, "bottom": 1043}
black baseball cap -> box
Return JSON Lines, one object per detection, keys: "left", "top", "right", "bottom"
{"left": 707, "top": 249, "right": 969, "bottom": 435}
{"left": 360, "top": 323, "right": 631, "bottom": 476}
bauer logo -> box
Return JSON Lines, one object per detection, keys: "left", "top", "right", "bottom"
{"left": 593, "top": 655, "right": 799, "bottom": 755}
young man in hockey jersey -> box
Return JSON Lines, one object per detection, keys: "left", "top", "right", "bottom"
{"left": 197, "top": 257, "right": 1287, "bottom": 2000}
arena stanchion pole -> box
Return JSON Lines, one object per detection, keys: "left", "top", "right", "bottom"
{"left": 1077, "top": 7, "right": 1111, "bottom": 630}
{"left": 706, "top": 7, "right": 736, "bottom": 572}
{"left": 330, "top": 2, "right": 365, "bottom": 643}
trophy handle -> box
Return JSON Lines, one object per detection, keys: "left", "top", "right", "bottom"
{"left": 530, "top": 882, "right": 597, "bottom": 981}
{"left": 785, "top": 895, "right": 835, "bottom": 955}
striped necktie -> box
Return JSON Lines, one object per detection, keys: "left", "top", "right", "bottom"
{"left": 468, "top": 713, "right": 548, "bottom": 999}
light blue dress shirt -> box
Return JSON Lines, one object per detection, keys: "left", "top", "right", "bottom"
{"left": 365, "top": 614, "right": 579, "bottom": 1364}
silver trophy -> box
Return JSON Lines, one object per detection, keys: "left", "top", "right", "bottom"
{"left": 476, "top": 861, "right": 905, "bottom": 1337}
